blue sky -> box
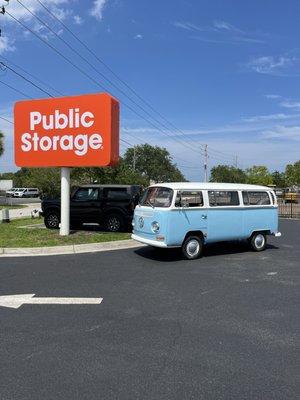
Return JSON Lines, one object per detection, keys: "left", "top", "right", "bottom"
{"left": 0, "top": 0, "right": 299, "bottom": 180}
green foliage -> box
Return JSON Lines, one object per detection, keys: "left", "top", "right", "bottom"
{"left": 245, "top": 165, "right": 273, "bottom": 186}
{"left": 210, "top": 165, "right": 247, "bottom": 183}
{"left": 14, "top": 168, "right": 61, "bottom": 198}
{"left": 271, "top": 171, "right": 287, "bottom": 188}
{"left": 285, "top": 160, "right": 300, "bottom": 186}
{"left": 0, "top": 131, "right": 4, "bottom": 157}
{"left": 123, "top": 144, "right": 186, "bottom": 182}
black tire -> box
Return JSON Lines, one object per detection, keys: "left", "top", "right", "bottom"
{"left": 105, "top": 213, "right": 125, "bottom": 232}
{"left": 44, "top": 211, "right": 60, "bottom": 229}
{"left": 182, "top": 235, "right": 203, "bottom": 260}
{"left": 250, "top": 232, "right": 267, "bottom": 252}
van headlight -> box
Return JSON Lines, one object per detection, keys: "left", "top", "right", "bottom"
{"left": 151, "top": 221, "right": 160, "bottom": 233}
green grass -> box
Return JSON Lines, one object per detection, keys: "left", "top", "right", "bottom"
{"left": 0, "top": 205, "right": 27, "bottom": 210}
{"left": 0, "top": 218, "right": 131, "bottom": 248}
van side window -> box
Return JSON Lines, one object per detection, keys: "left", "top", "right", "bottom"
{"left": 175, "top": 191, "right": 203, "bottom": 207}
{"left": 242, "top": 191, "right": 270, "bottom": 205}
{"left": 208, "top": 191, "right": 239, "bottom": 206}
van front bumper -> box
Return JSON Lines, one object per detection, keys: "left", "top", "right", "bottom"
{"left": 131, "top": 233, "right": 169, "bottom": 248}
{"left": 272, "top": 231, "right": 282, "bottom": 237}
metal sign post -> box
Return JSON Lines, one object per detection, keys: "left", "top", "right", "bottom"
{"left": 60, "top": 167, "right": 70, "bottom": 236}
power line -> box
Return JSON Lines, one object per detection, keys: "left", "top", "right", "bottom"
{"left": 4, "top": 10, "right": 207, "bottom": 158}
{"left": 35, "top": 0, "right": 241, "bottom": 164}
{"left": 0, "top": 54, "right": 64, "bottom": 97}
{"left": 0, "top": 79, "right": 33, "bottom": 98}
{"left": 17, "top": 0, "right": 208, "bottom": 157}
{"left": 0, "top": 61, "right": 54, "bottom": 97}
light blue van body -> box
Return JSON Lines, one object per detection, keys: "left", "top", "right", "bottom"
{"left": 132, "top": 183, "right": 281, "bottom": 248}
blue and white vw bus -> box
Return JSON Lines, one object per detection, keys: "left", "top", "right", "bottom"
{"left": 132, "top": 183, "right": 281, "bottom": 259}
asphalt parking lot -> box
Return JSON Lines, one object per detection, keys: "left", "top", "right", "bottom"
{"left": 0, "top": 219, "right": 299, "bottom": 400}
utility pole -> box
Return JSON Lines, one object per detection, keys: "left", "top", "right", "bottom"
{"left": 204, "top": 144, "right": 208, "bottom": 182}
{"left": 133, "top": 146, "right": 136, "bottom": 171}
{"left": 234, "top": 155, "right": 238, "bottom": 168}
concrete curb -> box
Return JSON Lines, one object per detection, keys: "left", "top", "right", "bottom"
{"left": 0, "top": 239, "right": 145, "bottom": 258}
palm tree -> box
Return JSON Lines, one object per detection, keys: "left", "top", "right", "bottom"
{"left": 0, "top": 131, "right": 4, "bottom": 157}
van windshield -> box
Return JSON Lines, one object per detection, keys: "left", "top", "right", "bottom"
{"left": 140, "top": 187, "right": 173, "bottom": 208}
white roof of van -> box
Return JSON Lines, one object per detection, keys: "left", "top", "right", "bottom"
{"left": 150, "top": 182, "right": 272, "bottom": 191}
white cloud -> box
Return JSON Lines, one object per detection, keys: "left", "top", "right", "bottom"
{"left": 264, "top": 94, "right": 282, "bottom": 100}
{"left": 242, "top": 113, "right": 300, "bottom": 123}
{"left": 134, "top": 34, "right": 143, "bottom": 40}
{"left": 280, "top": 100, "right": 300, "bottom": 109}
{"left": 262, "top": 125, "right": 300, "bottom": 141}
{"left": 89, "top": 0, "right": 107, "bottom": 21}
{"left": 174, "top": 20, "right": 266, "bottom": 45}
{"left": 0, "top": 37, "right": 16, "bottom": 54}
{"left": 73, "top": 15, "right": 83, "bottom": 25}
{"left": 246, "top": 55, "right": 298, "bottom": 76}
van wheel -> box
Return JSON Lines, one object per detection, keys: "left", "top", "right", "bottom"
{"left": 250, "top": 232, "right": 267, "bottom": 252}
{"left": 44, "top": 212, "right": 60, "bottom": 229}
{"left": 105, "top": 214, "right": 125, "bottom": 232}
{"left": 182, "top": 235, "right": 203, "bottom": 260}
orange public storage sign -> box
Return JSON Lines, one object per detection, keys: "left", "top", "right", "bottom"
{"left": 14, "top": 93, "right": 119, "bottom": 167}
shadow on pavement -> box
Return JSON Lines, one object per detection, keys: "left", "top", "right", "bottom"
{"left": 134, "top": 241, "right": 279, "bottom": 262}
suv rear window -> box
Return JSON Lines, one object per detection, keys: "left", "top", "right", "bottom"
{"left": 73, "top": 188, "right": 99, "bottom": 201}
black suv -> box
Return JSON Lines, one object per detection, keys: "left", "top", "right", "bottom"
{"left": 41, "top": 185, "right": 141, "bottom": 232}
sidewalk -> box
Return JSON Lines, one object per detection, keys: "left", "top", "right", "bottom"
{"left": 1, "top": 203, "right": 41, "bottom": 220}
{"left": 0, "top": 239, "right": 144, "bottom": 257}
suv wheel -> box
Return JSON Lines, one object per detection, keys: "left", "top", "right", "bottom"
{"left": 250, "top": 232, "right": 267, "bottom": 252}
{"left": 105, "top": 214, "right": 125, "bottom": 232}
{"left": 182, "top": 235, "right": 203, "bottom": 260}
{"left": 44, "top": 212, "right": 60, "bottom": 229}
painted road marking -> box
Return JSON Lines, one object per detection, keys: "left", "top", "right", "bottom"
{"left": 0, "top": 294, "right": 103, "bottom": 309}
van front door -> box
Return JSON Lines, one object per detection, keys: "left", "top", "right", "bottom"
{"left": 207, "top": 190, "right": 243, "bottom": 242}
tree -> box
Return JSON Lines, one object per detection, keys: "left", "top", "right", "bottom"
{"left": 271, "top": 171, "right": 286, "bottom": 188}
{"left": 0, "top": 131, "right": 4, "bottom": 158}
{"left": 123, "top": 144, "right": 186, "bottom": 183}
{"left": 210, "top": 165, "right": 247, "bottom": 183}
{"left": 14, "top": 168, "right": 61, "bottom": 198}
{"left": 285, "top": 160, "right": 300, "bottom": 186}
{"left": 245, "top": 166, "right": 273, "bottom": 186}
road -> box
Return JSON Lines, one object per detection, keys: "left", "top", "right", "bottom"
{"left": 0, "top": 219, "right": 299, "bottom": 400}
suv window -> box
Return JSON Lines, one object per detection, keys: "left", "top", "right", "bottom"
{"left": 208, "top": 191, "right": 239, "bottom": 206}
{"left": 104, "top": 188, "right": 127, "bottom": 200}
{"left": 73, "top": 188, "right": 99, "bottom": 201}
{"left": 175, "top": 190, "right": 203, "bottom": 207}
{"left": 242, "top": 191, "right": 270, "bottom": 205}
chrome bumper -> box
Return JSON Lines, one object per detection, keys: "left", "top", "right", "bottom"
{"left": 131, "top": 234, "right": 169, "bottom": 248}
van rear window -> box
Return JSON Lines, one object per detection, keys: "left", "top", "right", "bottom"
{"left": 208, "top": 191, "right": 239, "bottom": 206}
{"left": 242, "top": 191, "right": 271, "bottom": 205}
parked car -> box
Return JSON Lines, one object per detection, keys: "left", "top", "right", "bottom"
{"left": 132, "top": 182, "right": 281, "bottom": 260}
{"left": 41, "top": 184, "right": 142, "bottom": 232}
{"left": 5, "top": 187, "right": 22, "bottom": 197}
{"left": 13, "top": 188, "right": 40, "bottom": 198}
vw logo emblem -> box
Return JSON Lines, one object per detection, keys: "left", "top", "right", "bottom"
{"left": 138, "top": 216, "right": 144, "bottom": 228}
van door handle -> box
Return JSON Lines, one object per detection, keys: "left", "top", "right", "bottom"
{"left": 201, "top": 214, "right": 207, "bottom": 219}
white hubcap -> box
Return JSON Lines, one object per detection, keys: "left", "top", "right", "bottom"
{"left": 254, "top": 234, "right": 265, "bottom": 249}
{"left": 186, "top": 240, "right": 200, "bottom": 257}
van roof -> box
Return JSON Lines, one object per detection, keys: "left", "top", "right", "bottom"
{"left": 150, "top": 182, "right": 272, "bottom": 191}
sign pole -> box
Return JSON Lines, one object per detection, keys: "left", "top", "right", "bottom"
{"left": 60, "top": 167, "right": 70, "bottom": 236}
